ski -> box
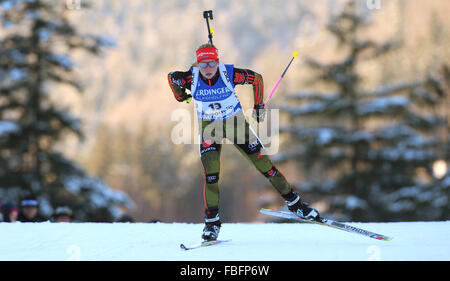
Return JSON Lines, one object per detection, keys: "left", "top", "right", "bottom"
{"left": 260, "top": 208, "right": 392, "bottom": 241}
{"left": 180, "top": 239, "right": 231, "bottom": 251}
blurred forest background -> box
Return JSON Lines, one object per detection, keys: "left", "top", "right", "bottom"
{"left": 0, "top": 0, "right": 449, "bottom": 222}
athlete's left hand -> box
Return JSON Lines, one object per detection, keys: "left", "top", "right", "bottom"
{"left": 253, "top": 104, "right": 266, "bottom": 123}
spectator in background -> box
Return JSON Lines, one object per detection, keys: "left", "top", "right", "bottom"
{"left": 17, "top": 195, "right": 48, "bottom": 222}
{"left": 116, "top": 214, "right": 134, "bottom": 223}
{"left": 1, "top": 202, "right": 19, "bottom": 222}
{"left": 0, "top": 201, "right": 3, "bottom": 222}
{"left": 52, "top": 206, "right": 73, "bottom": 223}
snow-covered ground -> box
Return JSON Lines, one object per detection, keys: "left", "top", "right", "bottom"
{"left": 0, "top": 221, "right": 449, "bottom": 261}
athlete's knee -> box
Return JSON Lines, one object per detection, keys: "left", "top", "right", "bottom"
{"left": 200, "top": 139, "right": 220, "bottom": 156}
{"left": 262, "top": 166, "right": 279, "bottom": 178}
{"left": 238, "top": 139, "right": 263, "bottom": 155}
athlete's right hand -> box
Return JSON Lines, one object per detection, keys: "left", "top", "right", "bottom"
{"left": 183, "top": 94, "right": 192, "bottom": 103}
{"left": 253, "top": 104, "right": 266, "bottom": 123}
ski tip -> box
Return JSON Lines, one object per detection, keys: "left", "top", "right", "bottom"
{"left": 379, "top": 236, "right": 393, "bottom": 241}
{"left": 180, "top": 239, "right": 232, "bottom": 251}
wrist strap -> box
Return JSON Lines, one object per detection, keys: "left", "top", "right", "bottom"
{"left": 254, "top": 104, "right": 265, "bottom": 110}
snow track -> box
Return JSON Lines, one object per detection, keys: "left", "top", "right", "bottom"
{"left": 0, "top": 221, "right": 448, "bottom": 261}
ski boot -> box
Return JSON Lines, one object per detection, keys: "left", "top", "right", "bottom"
{"left": 282, "top": 190, "right": 322, "bottom": 222}
{"left": 202, "top": 207, "right": 221, "bottom": 241}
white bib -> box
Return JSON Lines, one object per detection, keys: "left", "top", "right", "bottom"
{"left": 191, "top": 63, "right": 242, "bottom": 121}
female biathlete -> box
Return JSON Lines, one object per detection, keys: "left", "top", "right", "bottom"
{"left": 168, "top": 43, "right": 321, "bottom": 241}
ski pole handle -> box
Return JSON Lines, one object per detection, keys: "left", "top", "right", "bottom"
{"left": 264, "top": 51, "right": 299, "bottom": 107}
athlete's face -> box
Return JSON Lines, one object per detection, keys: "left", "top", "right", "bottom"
{"left": 198, "top": 59, "right": 219, "bottom": 79}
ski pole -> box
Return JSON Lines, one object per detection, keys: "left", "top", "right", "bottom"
{"left": 203, "top": 10, "right": 214, "bottom": 44}
{"left": 264, "top": 51, "right": 299, "bottom": 107}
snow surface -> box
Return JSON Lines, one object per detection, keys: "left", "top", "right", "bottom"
{"left": 0, "top": 221, "right": 449, "bottom": 261}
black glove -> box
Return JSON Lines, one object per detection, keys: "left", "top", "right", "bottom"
{"left": 173, "top": 86, "right": 192, "bottom": 103}
{"left": 169, "top": 72, "right": 192, "bottom": 103}
{"left": 252, "top": 104, "right": 266, "bottom": 123}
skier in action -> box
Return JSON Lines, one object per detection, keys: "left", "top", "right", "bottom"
{"left": 167, "top": 43, "right": 321, "bottom": 241}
